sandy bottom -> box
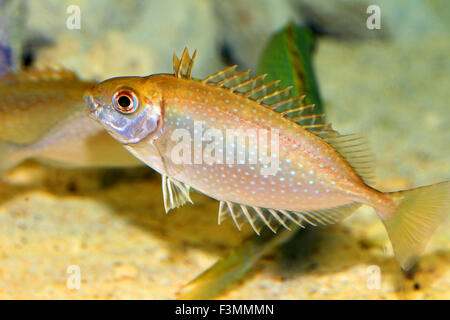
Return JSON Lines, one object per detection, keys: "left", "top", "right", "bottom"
{"left": 0, "top": 160, "right": 448, "bottom": 299}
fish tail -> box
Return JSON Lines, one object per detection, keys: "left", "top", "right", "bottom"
{"left": 377, "top": 181, "right": 449, "bottom": 270}
{"left": 0, "top": 140, "right": 23, "bottom": 173}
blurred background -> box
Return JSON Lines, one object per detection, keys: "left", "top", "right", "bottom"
{"left": 0, "top": 0, "right": 448, "bottom": 299}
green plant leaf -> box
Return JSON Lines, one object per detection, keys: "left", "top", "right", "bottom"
{"left": 257, "top": 22, "right": 323, "bottom": 113}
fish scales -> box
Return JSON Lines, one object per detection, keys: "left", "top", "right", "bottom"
{"left": 148, "top": 75, "right": 372, "bottom": 211}
{"left": 86, "top": 48, "right": 449, "bottom": 270}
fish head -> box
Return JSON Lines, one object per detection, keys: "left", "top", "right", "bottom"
{"left": 84, "top": 76, "right": 163, "bottom": 145}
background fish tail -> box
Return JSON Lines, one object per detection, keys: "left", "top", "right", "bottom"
{"left": 0, "top": 141, "right": 25, "bottom": 174}
{"left": 379, "top": 182, "right": 449, "bottom": 270}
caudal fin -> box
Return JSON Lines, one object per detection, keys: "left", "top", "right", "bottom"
{"left": 380, "top": 182, "right": 449, "bottom": 270}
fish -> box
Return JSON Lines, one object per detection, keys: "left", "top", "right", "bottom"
{"left": 85, "top": 48, "right": 449, "bottom": 270}
{"left": 0, "top": 67, "right": 142, "bottom": 174}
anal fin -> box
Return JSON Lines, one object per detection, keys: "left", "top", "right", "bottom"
{"left": 297, "top": 202, "right": 362, "bottom": 226}
{"left": 217, "top": 201, "right": 362, "bottom": 235}
{"left": 218, "top": 202, "right": 303, "bottom": 235}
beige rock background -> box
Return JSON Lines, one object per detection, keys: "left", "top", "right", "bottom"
{"left": 0, "top": 0, "right": 448, "bottom": 299}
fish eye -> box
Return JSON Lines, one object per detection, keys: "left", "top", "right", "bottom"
{"left": 113, "top": 89, "right": 139, "bottom": 114}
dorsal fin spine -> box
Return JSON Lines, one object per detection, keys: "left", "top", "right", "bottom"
{"left": 201, "top": 65, "right": 237, "bottom": 84}
{"left": 281, "top": 104, "right": 315, "bottom": 116}
{"left": 246, "top": 80, "right": 280, "bottom": 98}
{"left": 302, "top": 123, "right": 327, "bottom": 129}
{"left": 173, "top": 54, "right": 180, "bottom": 75}
{"left": 261, "top": 86, "right": 293, "bottom": 103}
{"left": 216, "top": 70, "right": 250, "bottom": 87}
{"left": 229, "top": 74, "right": 267, "bottom": 92}
{"left": 292, "top": 113, "right": 325, "bottom": 123}
{"left": 187, "top": 50, "right": 197, "bottom": 78}
{"left": 269, "top": 96, "right": 298, "bottom": 110}
{"left": 173, "top": 47, "right": 197, "bottom": 79}
{"left": 177, "top": 48, "right": 188, "bottom": 78}
{"left": 325, "top": 136, "right": 361, "bottom": 143}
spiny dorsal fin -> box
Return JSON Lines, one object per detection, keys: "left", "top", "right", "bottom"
{"left": 216, "top": 70, "right": 250, "bottom": 88}
{"left": 202, "top": 65, "right": 238, "bottom": 84}
{"left": 247, "top": 80, "right": 281, "bottom": 102}
{"left": 201, "top": 63, "right": 332, "bottom": 133}
{"left": 173, "top": 47, "right": 197, "bottom": 79}
{"left": 261, "top": 86, "right": 293, "bottom": 106}
{"left": 198, "top": 54, "right": 373, "bottom": 171}
{"left": 2, "top": 67, "right": 78, "bottom": 85}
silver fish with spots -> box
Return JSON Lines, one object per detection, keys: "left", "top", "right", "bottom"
{"left": 85, "top": 48, "right": 449, "bottom": 270}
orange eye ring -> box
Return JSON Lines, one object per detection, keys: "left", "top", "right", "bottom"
{"left": 112, "top": 89, "right": 139, "bottom": 114}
